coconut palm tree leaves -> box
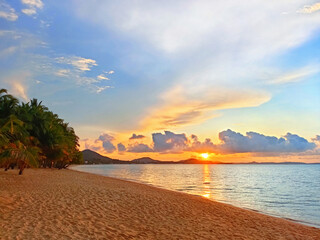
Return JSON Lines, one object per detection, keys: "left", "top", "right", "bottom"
{"left": 0, "top": 88, "right": 83, "bottom": 174}
{"left": 0, "top": 141, "right": 41, "bottom": 174}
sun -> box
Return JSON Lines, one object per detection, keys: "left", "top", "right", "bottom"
{"left": 200, "top": 153, "right": 209, "bottom": 159}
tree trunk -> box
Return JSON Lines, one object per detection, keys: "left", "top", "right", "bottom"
{"left": 19, "top": 164, "right": 25, "bottom": 175}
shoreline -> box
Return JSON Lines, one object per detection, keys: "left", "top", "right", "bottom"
{"left": 1, "top": 168, "right": 320, "bottom": 239}
{"left": 70, "top": 164, "right": 320, "bottom": 229}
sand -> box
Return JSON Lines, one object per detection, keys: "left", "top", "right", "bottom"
{"left": 0, "top": 169, "right": 319, "bottom": 240}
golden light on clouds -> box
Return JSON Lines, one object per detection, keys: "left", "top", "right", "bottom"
{"left": 12, "top": 82, "right": 28, "bottom": 102}
{"left": 298, "top": 2, "right": 320, "bottom": 14}
{"left": 5, "top": 72, "right": 30, "bottom": 102}
{"left": 141, "top": 85, "right": 271, "bottom": 131}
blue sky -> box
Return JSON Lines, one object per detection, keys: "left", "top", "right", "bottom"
{"left": 0, "top": 0, "right": 320, "bottom": 161}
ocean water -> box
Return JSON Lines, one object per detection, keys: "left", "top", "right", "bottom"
{"left": 73, "top": 164, "right": 320, "bottom": 227}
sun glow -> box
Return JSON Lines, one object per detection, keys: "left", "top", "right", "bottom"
{"left": 200, "top": 153, "right": 209, "bottom": 159}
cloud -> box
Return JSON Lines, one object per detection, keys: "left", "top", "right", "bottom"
{"left": 127, "top": 143, "right": 153, "bottom": 153}
{"left": 186, "top": 135, "right": 216, "bottom": 153}
{"left": 4, "top": 72, "right": 30, "bottom": 102}
{"left": 298, "top": 2, "right": 320, "bottom": 14}
{"left": 14, "top": 52, "right": 112, "bottom": 94}
{"left": 216, "top": 130, "right": 316, "bottom": 154}
{"left": 129, "top": 133, "right": 145, "bottom": 140}
{"left": 142, "top": 86, "right": 270, "bottom": 130}
{"left": 97, "top": 74, "right": 109, "bottom": 80}
{"left": 0, "top": 1, "right": 18, "bottom": 21}
{"left": 117, "top": 143, "right": 126, "bottom": 152}
{"left": 74, "top": 1, "right": 320, "bottom": 130}
{"left": 81, "top": 130, "right": 318, "bottom": 156}
{"left": 55, "top": 69, "right": 70, "bottom": 77}
{"left": 56, "top": 56, "right": 97, "bottom": 72}
{"left": 80, "top": 138, "right": 102, "bottom": 152}
{"left": 21, "top": 0, "right": 43, "bottom": 15}
{"left": 51, "top": 55, "right": 112, "bottom": 93}
{"left": 98, "top": 133, "right": 116, "bottom": 153}
{"left": 312, "top": 135, "right": 320, "bottom": 142}
{"left": 152, "top": 131, "right": 188, "bottom": 153}
{"left": 21, "top": 8, "right": 36, "bottom": 16}
{"left": 146, "top": 130, "right": 317, "bottom": 155}
{"left": 269, "top": 66, "right": 319, "bottom": 84}
{"left": 107, "top": 70, "right": 114, "bottom": 74}
{"left": 0, "top": 46, "right": 17, "bottom": 58}
{"left": 40, "top": 20, "right": 50, "bottom": 28}
{"left": 95, "top": 86, "right": 111, "bottom": 93}
{"left": 74, "top": 1, "right": 320, "bottom": 57}
{"left": 22, "top": 0, "right": 43, "bottom": 8}
{"left": 11, "top": 82, "right": 28, "bottom": 102}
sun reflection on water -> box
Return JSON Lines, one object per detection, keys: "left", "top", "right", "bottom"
{"left": 202, "top": 164, "right": 211, "bottom": 198}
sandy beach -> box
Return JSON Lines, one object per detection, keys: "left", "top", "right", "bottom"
{"left": 0, "top": 169, "right": 319, "bottom": 240}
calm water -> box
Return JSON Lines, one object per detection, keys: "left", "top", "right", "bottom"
{"left": 73, "top": 164, "right": 320, "bottom": 227}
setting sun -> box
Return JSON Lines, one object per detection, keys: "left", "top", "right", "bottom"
{"left": 200, "top": 153, "right": 209, "bottom": 159}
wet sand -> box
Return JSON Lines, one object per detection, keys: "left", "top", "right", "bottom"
{"left": 0, "top": 168, "right": 319, "bottom": 240}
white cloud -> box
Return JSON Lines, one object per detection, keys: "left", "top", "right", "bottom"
{"left": 21, "top": 8, "right": 36, "bottom": 16}
{"left": 22, "top": 53, "right": 113, "bottom": 94}
{"left": 269, "top": 66, "right": 319, "bottom": 84}
{"left": 97, "top": 74, "right": 109, "bottom": 80}
{"left": 56, "top": 56, "right": 98, "bottom": 72}
{"left": 298, "top": 2, "right": 320, "bottom": 14}
{"left": 54, "top": 56, "right": 114, "bottom": 93}
{"left": 55, "top": 69, "right": 70, "bottom": 77}
{"left": 21, "top": 0, "right": 43, "bottom": 15}
{"left": 74, "top": 1, "right": 320, "bottom": 56}
{"left": 0, "top": 46, "right": 17, "bottom": 57}
{"left": 0, "top": 1, "right": 18, "bottom": 21}
{"left": 11, "top": 82, "right": 28, "bottom": 102}
{"left": 74, "top": 0, "right": 320, "bottom": 131}
{"left": 4, "top": 72, "right": 30, "bottom": 102}
{"left": 95, "top": 86, "right": 111, "bottom": 93}
{"left": 40, "top": 20, "right": 50, "bottom": 28}
{"left": 21, "top": 0, "right": 43, "bottom": 8}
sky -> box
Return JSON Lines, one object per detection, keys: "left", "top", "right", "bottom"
{"left": 0, "top": 0, "right": 320, "bottom": 162}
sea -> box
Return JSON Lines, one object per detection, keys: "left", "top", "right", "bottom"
{"left": 72, "top": 164, "right": 320, "bottom": 227}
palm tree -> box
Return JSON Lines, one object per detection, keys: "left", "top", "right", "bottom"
{"left": 1, "top": 141, "right": 41, "bottom": 174}
{"left": 0, "top": 88, "right": 82, "bottom": 173}
{"left": 0, "top": 89, "right": 19, "bottom": 119}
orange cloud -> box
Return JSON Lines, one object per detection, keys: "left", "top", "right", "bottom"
{"left": 141, "top": 86, "right": 270, "bottom": 131}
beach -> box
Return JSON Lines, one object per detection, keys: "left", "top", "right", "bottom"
{"left": 0, "top": 169, "right": 319, "bottom": 240}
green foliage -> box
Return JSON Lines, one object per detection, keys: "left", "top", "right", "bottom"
{"left": 0, "top": 88, "right": 82, "bottom": 174}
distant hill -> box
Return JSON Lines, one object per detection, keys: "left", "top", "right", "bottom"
{"left": 245, "top": 161, "right": 307, "bottom": 165}
{"left": 81, "top": 149, "right": 315, "bottom": 165}
{"left": 82, "top": 149, "right": 129, "bottom": 164}
{"left": 131, "top": 157, "right": 162, "bottom": 164}
{"left": 82, "top": 150, "right": 173, "bottom": 164}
